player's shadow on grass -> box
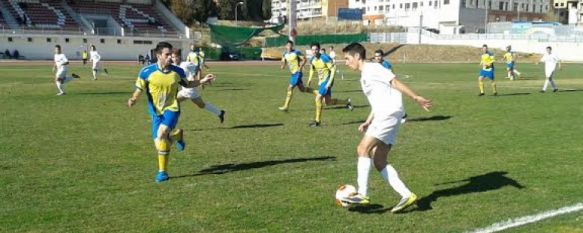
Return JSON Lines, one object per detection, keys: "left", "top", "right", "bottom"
{"left": 413, "top": 171, "right": 525, "bottom": 212}
{"left": 348, "top": 204, "right": 391, "bottom": 214}
{"left": 172, "top": 156, "right": 336, "bottom": 178}
{"left": 335, "top": 89, "right": 363, "bottom": 93}
{"left": 495, "top": 92, "right": 531, "bottom": 97}
{"left": 328, "top": 104, "right": 369, "bottom": 110}
{"left": 187, "top": 123, "right": 284, "bottom": 131}
{"left": 408, "top": 115, "right": 452, "bottom": 122}
{"left": 78, "top": 91, "right": 133, "bottom": 95}
{"left": 558, "top": 89, "right": 583, "bottom": 93}
{"left": 212, "top": 88, "right": 249, "bottom": 91}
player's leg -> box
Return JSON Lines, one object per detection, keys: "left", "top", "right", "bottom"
{"left": 192, "top": 97, "right": 225, "bottom": 123}
{"left": 310, "top": 94, "right": 324, "bottom": 127}
{"left": 323, "top": 94, "right": 352, "bottom": 110}
{"left": 55, "top": 75, "right": 65, "bottom": 95}
{"left": 542, "top": 72, "right": 552, "bottom": 92}
{"left": 549, "top": 73, "right": 558, "bottom": 92}
{"left": 280, "top": 84, "right": 294, "bottom": 111}
{"left": 478, "top": 75, "right": 485, "bottom": 96}
{"left": 341, "top": 135, "right": 379, "bottom": 205}
{"left": 489, "top": 74, "right": 497, "bottom": 95}
{"left": 372, "top": 143, "right": 417, "bottom": 212}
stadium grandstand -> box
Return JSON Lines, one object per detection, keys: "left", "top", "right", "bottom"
{"left": 0, "top": 0, "right": 192, "bottom": 60}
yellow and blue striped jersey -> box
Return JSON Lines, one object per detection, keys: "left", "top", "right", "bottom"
{"left": 481, "top": 52, "right": 495, "bottom": 71}
{"left": 282, "top": 50, "right": 304, "bottom": 74}
{"left": 310, "top": 54, "right": 336, "bottom": 85}
{"left": 135, "top": 64, "right": 187, "bottom": 115}
{"left": 503, "top": 52, "right": 514, "bottom": 64}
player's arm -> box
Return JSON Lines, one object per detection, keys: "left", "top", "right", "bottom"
{"left": 390, "top": 78, "right": 432, "bottom": 111}
{"left": 127, "top": 89, "right": 142, "bottom": 107}
{"left": 299, "top": 55, "right": 307, "bottom": 71}
{"left": 325, "top": 61, "right": 336, "bottom": 89}
{"left": 61, "top": 56, "right": 70, "bottom": 66}
{"left": 358, "top": 111, "right": 375, "bottom": 133}
{"left": 280, "top": 56, "right": 286, "bottom": 70}
{"left": 307, "top": 63, "right": 315, "bottom": 86}
{"left": 183, "top": 74, "right": 215, "bottom": 88}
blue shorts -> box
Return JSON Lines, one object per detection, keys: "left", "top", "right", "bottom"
{"left": 318, "top": 79, "right": 332, "bottom": 96}
{"left": 479, "top": 69, "right": 495, "bottom": 80}
{"left": 506, "top": 62, "right": 514, "bottom": 70}
{"left": 289, "top": 72, "right": 303, "bottom": 87}
{"left": 151, "top": 110, "right": 180, "bottom": 139}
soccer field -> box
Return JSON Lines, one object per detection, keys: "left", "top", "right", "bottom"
{"left": 1, "top": 61, "right": 583, "bottom": 232}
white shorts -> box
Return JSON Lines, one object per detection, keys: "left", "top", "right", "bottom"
{"left": 177, "top": 88, "right": 200, "bottom": 100}
{"left": 56, "top": 69, "right": 67, "bottom": 79}
{"left": 92, "top": 61, "right": 100, "bottom": 70}
{"left": 365, "top": 111, "right": 403, "bottom": 145}
{"left": 545, "top": 70, "right": 555, "bottom": 79}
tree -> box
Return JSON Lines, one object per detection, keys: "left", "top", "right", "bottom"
{"left": 261, "top": 0, "right": 272, "bottom": 20}
{"left": 192, "top": 0, "right": 210, "bottom": 24}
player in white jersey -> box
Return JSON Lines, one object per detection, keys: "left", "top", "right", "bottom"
{"left": 53, "top": 45, "right": 80, "bottom": 95}
{"left": 329, "top": 46, "right": 344, "bottom": 80}
{"left": 171, "top": 49, "right": 225, "bottom": 123}
{"left": 89, "top": 45, "right": 109, "bottom": 80}
{"left": 339, "top": 43, "right": 432, "bottom": 213}
{"left": 538, "top": 46, "right": 561, "bottom": 93}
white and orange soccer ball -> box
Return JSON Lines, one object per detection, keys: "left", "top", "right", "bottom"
{"left": 335, "top": 184, "right": 357, "bottom": 207}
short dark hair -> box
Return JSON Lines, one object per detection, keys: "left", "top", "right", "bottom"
{"left": 310, "top": 42, "right": 321, "bottom": 49}
{"left": 374, "top": 49, "right": 384, "bottom": 56}
{"left": 546, "top": 46, "right": 552, "bottom": 50}
{"left": 90, "top": 45, "right": 96, "bottom": 50}
{"left": 55, "top": 45, "right": 61, "bottom": 50}
{"left": 155, "top": 42, "right": 173, "bottom": 54}
{"left": 342, "top": 42, "right": 366, "bottom": 60}
{"left": 482, "top": 44, "right": 488, "bottom": 48}
{"left": 286, "top": 40, "right": 294, "bottom": 45}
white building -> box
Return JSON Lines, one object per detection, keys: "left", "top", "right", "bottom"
{"left": 349, "top": 0, "right": 550, "bottom": 34}
{"left": 270, "top": 0, "right": 348, "bottom": 23}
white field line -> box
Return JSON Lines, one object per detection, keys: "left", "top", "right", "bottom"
{"left": 467, "top": 202, "right": 583, "bottom": 233}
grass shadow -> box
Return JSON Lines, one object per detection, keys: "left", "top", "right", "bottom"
{"left": 558, "top": 89, "right": 583, "bottom": 93}
{"left": 413, "top": 171, "right": 525, "bottom": 212}
{"left": 212, "top": 88, "right": 249, "bottom": 91}
{"left": 172, "top": 156, "right": 336, "bottom": 179}
{"left": 335, "top": 89, "right": 362, "bottom": 93}
{"left": 408, "top": 115, "right": 452, "bottom": 122}
{"left": 328, "top": 104, "right": 369, "bottom": 110}
{"left": 495, "top": 92, "right": 531, "bottom": 97}
{"left": 187, "top": 123, "right": 284, "bottom": 131}
{"left": 348, "top": 204, "right": 391, "bottom": 214}
{"left": 78, "top": 91, "right": 132, "bottom": 95}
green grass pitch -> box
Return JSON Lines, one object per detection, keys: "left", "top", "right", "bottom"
{"left": 1, "top": 61, "right": 583, "bottom": 232}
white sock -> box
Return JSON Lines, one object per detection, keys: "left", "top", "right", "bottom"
{"left": 357, "top": 157, "right": 372, "bottom": 196}
{"left": 92, "top": 70, "right": 97, "bottom": 80}
{"left": 55, "top": 81, "right": 64, "bottom": 93}
{"left": 550, "top": 79, "right": 557, "bottom": 90}
{"left": 204, "top": 103, "right": 221, "bottom": 116}
{"left": 543, "top": 79, "right": 549, "bottom": 91}
{"left": 514, "top": 70, "right": 521, "bottom": 76}
{"left": 380, "top": 165, "right": 412, "bottom": 198}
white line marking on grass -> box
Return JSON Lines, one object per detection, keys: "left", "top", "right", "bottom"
{"left": 467, "top": 202, "right": 583, "bottom": 233}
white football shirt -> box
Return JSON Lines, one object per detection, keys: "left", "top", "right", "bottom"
{"left": 361, "top": 62, "right": 403, "bottom": 118}
{"left": 540, "top": 53, "right": 560, "bottom": 73}
{"left": 90, "top": 51, "right": 101, "bottom": 63}
{"left": 54, "top": 53, "right": 68, "bottom": 72}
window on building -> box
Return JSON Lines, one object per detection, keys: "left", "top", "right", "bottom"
{"left": 434, "top": 1, "right": 438, "bottom": 7}
{"left": 444, "top": 0, "right": 449, "bottom": 5}
{"left": 420, "top": 1, "right": 423, "bottom": 7}
{"left": 429, "top": 1, "right": 432, "bottom": 6}
{"left": 513, "top": 3, "right": 518, "bottom": 11}
{"left": 405, "top": 3, "right": 410, "bottom": 9}
{"left": 100, "top": 38, "right": 105, "bottom": 44}
{"left": 65, "top": 38, "right": 70, "bottom": 43}
{"left": 413, "top": 2, "right": 418, "bottom": 9}
{"left": 400, "top": 3, "right": 403, "bottom": 8}
{"left": 83, "top": 38, "right": 87, "bottom": 43}
{"left": 8, "top": 37, "right": 13, "bottom": 42}
{"left": 379, "top": 6, "right": 384, "bottom": 11}
{"left": 499, "top": 2, "right": 504, "bottom": 10}
{"left": 27, "top": 37, "right": 32, "bottom": 42}
{"left": 46, "top": 38, "right": 51, "bottom": 43}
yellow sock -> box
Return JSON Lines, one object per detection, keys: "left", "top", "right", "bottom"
{"left": 283, "top": 90, "right": 292, "bottom": 108}
{"left": 315, "top": 100, "right": 322, "bottom": 123}
{"left": 491, "top": 82, "right": 497, "bottom": 93}
{"left": 479, "top": 80, "right": 485, "bottom": 93}
{"left": 155, "top": 139, "right": 170, "bottom": 172}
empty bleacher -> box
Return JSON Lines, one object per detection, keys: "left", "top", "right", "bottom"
{"left": 70, "top": 1, "right": 176, "bottom": 36}
{"left": 1, "top": 0, "right": 82, "bottom": 31}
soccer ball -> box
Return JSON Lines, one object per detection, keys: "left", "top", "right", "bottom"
{"left": 335, "top": 184, "right": 357, "bottom": 207}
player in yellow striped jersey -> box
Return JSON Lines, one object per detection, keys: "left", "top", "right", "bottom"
{"left": 279, "top": 40, "right": 316, "bottom": 111}
{"left": 478, "top": 44, "right": 497, "bottom": 96}
{"left": 307, "top": 42, "right": 353, "bottom": 127}
{"left": 127, "top": 42, "right": 215, "bottom": 183}
{"left": 503, "top": 45, "right": 521, "bottom": 80}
